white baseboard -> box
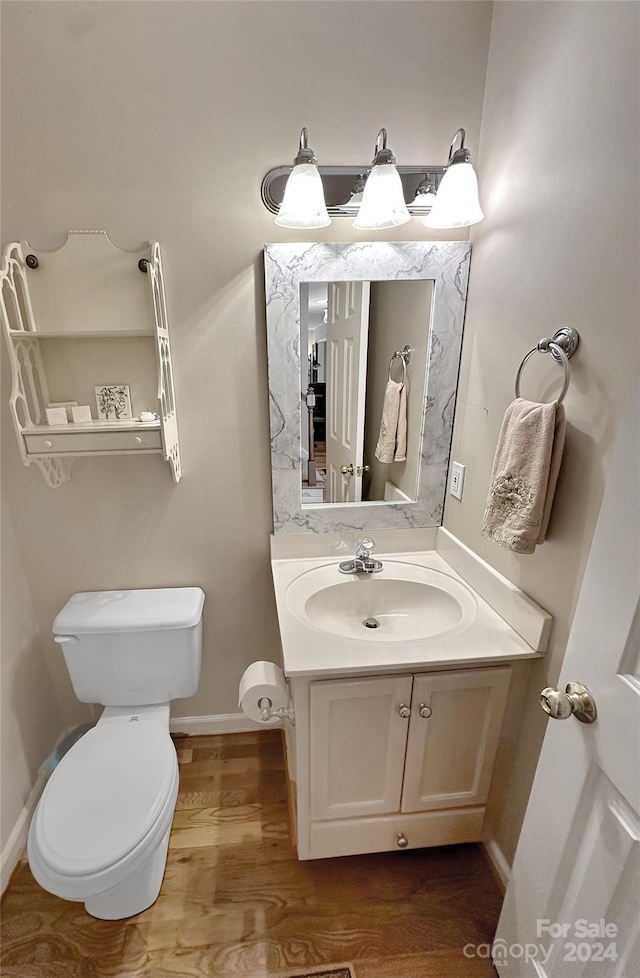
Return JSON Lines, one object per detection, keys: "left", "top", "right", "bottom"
{"left": 169, "top": 712, "right": 282, "bottom": 736}
{"left": 1, "top": 771, "right": 47, "bottom": 895}
{"left": 483, "top": 837, "right": 511, "bottom": 891}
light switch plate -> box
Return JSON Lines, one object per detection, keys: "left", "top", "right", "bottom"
{"left": 450, "top": 461, "right": 465, "bottom": 500}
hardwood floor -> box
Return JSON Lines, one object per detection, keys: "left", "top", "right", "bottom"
{"left": 1, "top": 731, "right": 501, "bottom": 977}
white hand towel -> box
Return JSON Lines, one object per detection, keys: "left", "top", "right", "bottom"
{"left": 481, "top": 397, "right": 566, "bottom": 554}
{"left": 375, "top": 379, "right": 407, "bottom": 464}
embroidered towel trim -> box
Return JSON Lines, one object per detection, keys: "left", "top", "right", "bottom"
{"left": 481, "top": 397, "right": 566, "bottom": 554}
{"left": 375, "top": 380, "right": 407, "bottom": 463}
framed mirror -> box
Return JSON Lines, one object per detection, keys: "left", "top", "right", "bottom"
{"left": 265, "top": 241, "right": 470, "bottom": 534}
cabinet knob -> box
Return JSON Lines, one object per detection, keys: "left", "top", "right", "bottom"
{"left": 44, "top": 440, "right": 53, "bottom": 449}
{"left": 396, "top": 833, "right": 409, "bottom": 848}
{"left": 133, "top": 436, "right": 143, "bottom": 446}
{"left": 418, "top": 703, "right": 432, "bottom": 719}
{"left": 398, "top": 704, "right": 411, "bottom": 719}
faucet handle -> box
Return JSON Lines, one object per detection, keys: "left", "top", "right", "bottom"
{"left": 355, "top": 537, "right": 375, "bottom": 558}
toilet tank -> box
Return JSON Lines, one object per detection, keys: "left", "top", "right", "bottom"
{"left": 53, "top": 588, "right": 205, "bottom": 707}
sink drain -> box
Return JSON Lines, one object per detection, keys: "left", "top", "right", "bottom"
{"left": 363, "top": 617, "right": 380, "bottom": 629}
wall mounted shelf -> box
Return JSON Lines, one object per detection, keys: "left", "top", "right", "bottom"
{"left": 0, "top": 231, "right": 181, "bottom": 488}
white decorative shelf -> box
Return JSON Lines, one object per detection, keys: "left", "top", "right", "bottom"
{"left": 22, "top": 420, "right": 162, "bottom": 434}
{"left": 7, "top": 329, "right": 154, "bottom": 339}
{"left": 0, "top": 231, "right": 181, "bottom": 487}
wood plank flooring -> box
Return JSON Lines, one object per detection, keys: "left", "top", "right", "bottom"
{"left": 1, "top": 731, "right": 501, "bottom": 977}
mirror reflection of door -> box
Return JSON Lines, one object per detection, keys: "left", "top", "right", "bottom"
{"left": 326, "top": 281, "right": 370, "bottom": 503}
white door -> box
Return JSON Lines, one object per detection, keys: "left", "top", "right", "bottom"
{"left": 495, "top": 381, "right": 640, "bottom": 977}
{"left": 325, "top": 280, "right": 370, "bottom": 503}
{"left": 401, "top": 667, "right": 511, "bottom": 813}
{"left": 309, "top": 674, "right": 412, "bottom": 820}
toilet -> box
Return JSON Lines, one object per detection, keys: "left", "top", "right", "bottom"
{"left": 27, "top": 587, "right": 205, "bottom": 920}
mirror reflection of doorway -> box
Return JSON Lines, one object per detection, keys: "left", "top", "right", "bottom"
{"left": 303, "top": 282, "right": 370, "bottom": 503}
{"left": 307, "top": 354, "right": 325, "bottom": 501}
{"left": 302, "top": 283, "right": 328, "bottom": 503}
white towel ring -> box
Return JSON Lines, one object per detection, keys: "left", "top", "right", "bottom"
{"left": 388, "top": 345, "right": 412, "bottom": 385}
{"left": 514, "top": 327, "right": 580, "bottom": 406}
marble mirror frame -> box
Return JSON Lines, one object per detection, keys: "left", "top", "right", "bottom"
{"left": 264, "top": 241, "right": 471, "bottom": 535}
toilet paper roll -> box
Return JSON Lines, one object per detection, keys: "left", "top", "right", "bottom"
{"left": 238, "top": 660, "right": 288, "bottom": 724}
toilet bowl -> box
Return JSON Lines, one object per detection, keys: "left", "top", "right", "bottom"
{"left": 27, "top": 587, "right": 205, "bottom": 919}
{"left": 28, "top": 705, "right": 179, "bottom": 919}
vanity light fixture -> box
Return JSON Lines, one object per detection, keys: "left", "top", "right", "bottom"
{"left": 261, "top": 126, "right": 481, "bottom": 228}
{"left": 423, "top": 128, "right": 484, "bottom": 229}
{"left": 274, "top": 128, "right": 331, "bottom": 229}
{"left": 352, "top": 129, "right": 411, "bottom": 230}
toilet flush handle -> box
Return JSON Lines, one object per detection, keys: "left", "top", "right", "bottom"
{"left": 54, "top": 635, "right": 79, "bottom": 646}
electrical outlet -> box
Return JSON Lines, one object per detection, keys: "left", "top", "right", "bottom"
{"left": 450, "top": 461, "right": 465, "bottom": 500}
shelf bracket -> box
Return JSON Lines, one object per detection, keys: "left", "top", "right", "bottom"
{"left": 32, "top": 457, "right": 75, "bottom": 489}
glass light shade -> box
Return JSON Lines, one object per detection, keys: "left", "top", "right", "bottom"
{"left": 337, "top": 191, "right": 364, "bottom": 213}
{"left": 423, "top": 162, "right": 484, "bottom": 229}
{"left": 353, "top": 164, "right": 410, "bottom": 230}
{"left": 275, "top": 163, "right": 331, "bottom": 229}
{"left": 410, "top": 190, "right": 437, "bottom": 213}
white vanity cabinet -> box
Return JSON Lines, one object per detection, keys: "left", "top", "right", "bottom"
{"left": 295, "top": 665, "right": 511, "bottom": 860}
{"left": 271, "top": 542, "right": 551, "bottom": 861}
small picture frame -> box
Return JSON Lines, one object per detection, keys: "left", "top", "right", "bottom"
{"left": 71, "top": 405, "right": 93, "bottom": 423}
{"left": 94, "top": 385, "right": 132, "bottom": 421}
{"left": 48, "top": 401, "right": 78, "bottom": 422}
{"left": 46, "top": 406, "right": 70, "bottom": 426}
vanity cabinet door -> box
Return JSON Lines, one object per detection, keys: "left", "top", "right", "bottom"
{"left": 310, "top": 675, "right": 412, "bottom": 820}
{"left": 401, "top": 667, "right": 511, "bottom": 813}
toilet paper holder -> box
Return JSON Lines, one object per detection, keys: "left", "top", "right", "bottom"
{"left": 258, "top": 696, "right": 295, "bottom": 725}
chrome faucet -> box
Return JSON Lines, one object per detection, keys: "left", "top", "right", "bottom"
{"left": 339, "top": 537, "right": 383, "bottom": 575}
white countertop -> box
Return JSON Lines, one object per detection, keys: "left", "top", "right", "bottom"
{"left": 272, "top": 549, "right": 545, "bottom": 679}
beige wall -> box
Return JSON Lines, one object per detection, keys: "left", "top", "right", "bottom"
{"left": 0, "top": 0, "right": 491, "bottom": 762}
{"left": 1, "top": 492, "right": 63, "bottom": 852}
{"left": 446, "top": 0, "right": 639, "bottom": 865}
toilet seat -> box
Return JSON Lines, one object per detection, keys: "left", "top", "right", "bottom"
{"left": 28, "top": 717, "right": 178, "bottom": 900}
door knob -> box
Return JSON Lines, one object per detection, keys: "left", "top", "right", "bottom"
{"left": 340, "top": 463, "right": 354, "bottom": 475}
{"left": 398, "top": 704, "right": 411, "bottom": 719}
{"left": 540, "top": 682, "right": 597, "bottom": 724}
{"left": 418, "top": 703, "right": 432, "bottom": 718}
{"left": 356, "top": 465, "right": 370, "bottom": 475}
{"left": 396, "top": 833, "right": 409, "bottom": 848}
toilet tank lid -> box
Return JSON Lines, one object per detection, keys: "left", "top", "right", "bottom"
{"left": 53, "top": 588, "right": 205, "bottom": 634}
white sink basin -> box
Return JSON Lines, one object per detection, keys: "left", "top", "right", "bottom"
{"left": 285, "top": 560, "right": 477, "bottom": 643}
